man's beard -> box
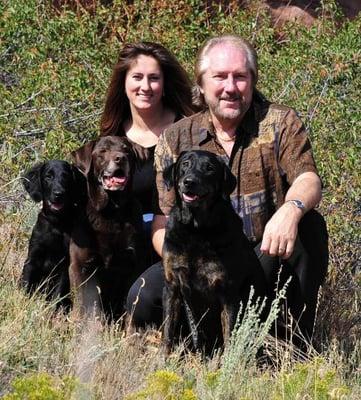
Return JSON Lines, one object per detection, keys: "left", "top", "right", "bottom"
{"left": 206, "top": 94, "right": 250, "bottom": 121}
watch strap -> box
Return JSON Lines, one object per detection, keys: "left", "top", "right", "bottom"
{"left": 286, "top": 199, "right": 306, "bottom": 212}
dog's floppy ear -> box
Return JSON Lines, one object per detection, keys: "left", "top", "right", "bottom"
{"left": 163, "top": 151, "right": 188, "bottom": 191}
{"left": 221, "top": 159, "right": 237, "bottom": 197}
{"left": 163, "top": 162, "right": 176, "bottom": 191}
{"left": 70, "top": 164, "right": 88, "bottom": 206}
{"left": 71, "top": 140, "right": 97, "bottom": 175}
{"left": 71, "top": 140, "right": 109, "bottom": 210}
{"left": 22, "top": 162, "right": 45, "bottom": 202}
{"left": 129, "top": 140, "right": 146, "bottom": 170}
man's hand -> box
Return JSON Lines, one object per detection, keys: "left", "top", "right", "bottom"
{"left": 260, "top": 202, "right": 302, "bottom": 259}
{"left": 260, "top": 171, "right": 322, "bottom": 259}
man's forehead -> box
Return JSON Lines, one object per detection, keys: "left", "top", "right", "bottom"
{"left": 205, "top": 43, "right": 248, "bottom": 72}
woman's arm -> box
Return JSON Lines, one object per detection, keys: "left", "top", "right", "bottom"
{"left": 151, "top": 214, "right": 167, "bottom": 257}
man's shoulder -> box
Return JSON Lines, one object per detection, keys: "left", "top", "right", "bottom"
{"left": 256, "top": 97, "right": 301, "bottom": 128}
{"left": 160, "top": 111, "right": 208, "bottom": 153}
{"left": 269, "top": 102, "right": 299, "bottom": 116}
{"left": 165, "top": 111, "right": 206, "bottom": 134}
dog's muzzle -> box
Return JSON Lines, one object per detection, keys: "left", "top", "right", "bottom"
{"left": 47, "top": 191, "right": 67, "bottom": 211}
{"left": 101, "top": 171, "right": 128, "bottom": 191}
{"left": 179, "top": 176, "right": 208, "bottom": 204}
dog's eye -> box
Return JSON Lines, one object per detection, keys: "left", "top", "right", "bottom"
{"left": 205, "top": 163, "right": 215, "bottom": 172}
{"left": 44, "top": 171, "right": 54, "bottom": 179}
{"left": 96, "top": 150, "right": 106, "bottom": 159}
{"left": 181, "top": 160, "right": 190, "bottom": 168}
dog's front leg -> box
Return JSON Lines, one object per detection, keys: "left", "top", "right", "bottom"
{"left": 51, "top": 258, "right": 71, "bottom": 310}
{"left": 21, "top": 258, "right": 38, "bottom": 294}
{"left": 69, "top": 243, "right": 101, "bottom": 318}
{"left": 163, "top": 282, "right": 181, "bottom": 355}
{"left": 69, "top": 259, "right": 84, "bottom": 313}
{"left": 220, "top": 295, "right": 238, "bottom": 346}
{"left": 69, "top": 261, "right": 101, "bottom": 318}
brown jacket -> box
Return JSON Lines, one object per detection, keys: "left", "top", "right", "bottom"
{"left": 155, "top": 93, "right": 318, "bottom": 243}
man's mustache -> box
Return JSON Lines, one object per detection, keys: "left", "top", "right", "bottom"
{"left": 219, "top": 95, "right": 241, "bottom": 101}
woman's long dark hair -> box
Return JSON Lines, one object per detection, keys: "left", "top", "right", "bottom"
{"left": 100, "top": 42, "right": 195, "bottom": 137}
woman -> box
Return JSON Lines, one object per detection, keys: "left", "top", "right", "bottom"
{"left": 100, "top": 42, "right": 195, "bottom": 266}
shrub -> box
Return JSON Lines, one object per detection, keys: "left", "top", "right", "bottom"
{"left": 3, "top": 372, "right": 78, "bottom": 400}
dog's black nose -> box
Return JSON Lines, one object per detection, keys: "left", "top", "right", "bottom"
{"left": 183, "top": 177, "right": 194, "bottom": 188}
{"left": 53, "top": 190, "right": 65, "bottom": 200}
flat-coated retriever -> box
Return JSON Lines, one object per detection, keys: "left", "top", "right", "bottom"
{"left": 21, "top": 160, "right": 85, "bottom": 309}
{"left": 162, "top": 150, "right": 267, "bottom": 354}
{"left": 70, "top": 136, "right": 145, "bottom": 320}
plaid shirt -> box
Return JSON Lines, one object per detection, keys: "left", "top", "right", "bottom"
{"left": 154, "top": 93, "right": 318, "bottom": 243}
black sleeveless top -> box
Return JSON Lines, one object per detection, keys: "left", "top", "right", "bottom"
{"left": 113, "top": 114, "right": 182, "bottom": 215}
{"left": 131, "top": 145, "right": 156, "bottom": 214}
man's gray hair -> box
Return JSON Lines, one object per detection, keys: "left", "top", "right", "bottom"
{"left": 192, "top": 35, "right": 258, "bottom": 109}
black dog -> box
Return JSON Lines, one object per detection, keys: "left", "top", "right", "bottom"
{"left": 162, "top": 150, "right": 267, "bottom": 354}
{"left": 70, "top": 136, "right": 145, "bottom": 320}
{"left": 21, "top": 160, "right": 85, "bottom": 308}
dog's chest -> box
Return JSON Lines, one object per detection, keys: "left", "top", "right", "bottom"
{"left": 165, "top": 231, "right": 228, "bottom": 295}
{"left": 94, "top": 223, "right": 137, "bottom": 267}
{"left": 34, "top": 218, "right": 69, "bottom": 252}
{"left": 193, "top": 256, "right": 227, "bottom": 297}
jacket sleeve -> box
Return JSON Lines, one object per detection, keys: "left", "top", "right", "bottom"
{"left": 278, "top": 108, "right": 319, "bottom": 185}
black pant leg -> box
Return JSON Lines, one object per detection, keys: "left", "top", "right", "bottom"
{"left": 126, "top": 261, "right": 165, "bottom": 328}
{"left": 291, "top": 210, "right": 329, "bottom": 341}
{"left": 255, "top": 209, "right": 328, "bottom": 344}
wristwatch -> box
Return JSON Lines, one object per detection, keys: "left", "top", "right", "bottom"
{"left": 286, "top": 199, "right": 306, "bottom": 213}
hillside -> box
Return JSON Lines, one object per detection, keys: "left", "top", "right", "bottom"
{"left": 0, "top": 0, "right": 360, "bottom": 398}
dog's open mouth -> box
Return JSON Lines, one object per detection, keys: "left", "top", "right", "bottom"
{"left": 102, "top": 174, "right": 128, "bottom": 191}
{"left": 182, "top": 191, "right": 206, "bottom": 203}
{"left": 47, "top": 201, "right": 64, "bottom": 211}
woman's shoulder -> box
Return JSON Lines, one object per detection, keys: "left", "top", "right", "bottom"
{"left": 131, "top": 141, "right": 155, "bottom": 164}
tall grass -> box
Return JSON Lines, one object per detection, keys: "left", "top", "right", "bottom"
{"left": 1, "top": 211, "right": 360, "bottom": 398}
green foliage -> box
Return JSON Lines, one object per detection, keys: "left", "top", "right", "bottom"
{"left": 125, "top": 370, "right": 197, "bottom": 400}
{"left": 207, "top": 285, "right": 287, "bottom": 399}
{"left": 3, "top": 372, "right": 78, "bottom": 400}
{"left": 273, "top": 357, "right": 350, "bottom": 400}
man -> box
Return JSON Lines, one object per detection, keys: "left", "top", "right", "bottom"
{"left": 128, "top": 35, "right": 328, "bottom": 346}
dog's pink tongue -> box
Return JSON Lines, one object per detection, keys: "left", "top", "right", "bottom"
{"left": 111, "top": 176, "right": 126, "bottom": 185}
{"left": 49, "top": 202, "right": 63, "bottom": 210}
{"left": 105, "top": 176, "right": 127, "bottom": 187}
{"left": 182, "top": 193, "right": 199, "bottom": 202}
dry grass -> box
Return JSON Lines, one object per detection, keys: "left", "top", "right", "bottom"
{"left": 0, "top": 208, "right": 360, "bottom": 399}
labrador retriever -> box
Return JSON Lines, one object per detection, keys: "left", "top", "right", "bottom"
{"left": 21, "top": 160, "right": 85, "bottom": 309}
{"left": 70, "top": 136, "right": 145, "bottom": 320}
{"left": 162, "top": 150, "right": 267, "bottom": 354}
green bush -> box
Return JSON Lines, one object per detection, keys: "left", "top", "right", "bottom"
{"left": 273, "top": 357, "right": 350, "bottom": 400}
{"left": 3, "top": 372, "right": 78, "bottom": 400}
{"left": 125, "top": 370, "right": 197, "bottom": 400}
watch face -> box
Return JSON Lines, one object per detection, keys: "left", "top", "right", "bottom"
{"left": 291, "top": 200, "right": 305, "bottom": 210}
